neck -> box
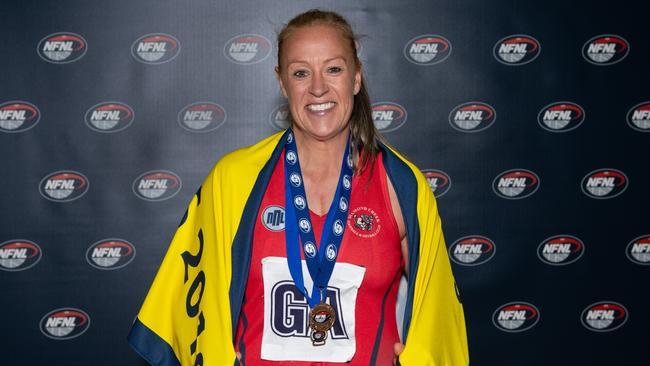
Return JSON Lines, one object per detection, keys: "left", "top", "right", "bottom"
{"left": 292, "top": 128, "right": 348, "bottom": 175}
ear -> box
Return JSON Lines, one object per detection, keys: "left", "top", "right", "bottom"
{"left": 275, "top": 66, "right": 288, "bottom": 98}
{"left": 353, "top": 63, "right": 362, "bottom": 95}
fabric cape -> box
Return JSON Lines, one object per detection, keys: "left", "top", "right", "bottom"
{"left": 128, "top": 130, "right": 469, "bottom": 365}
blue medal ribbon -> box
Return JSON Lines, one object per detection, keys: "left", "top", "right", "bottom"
{"left": 284, "top": 129, "right": 353, "bottom": 308}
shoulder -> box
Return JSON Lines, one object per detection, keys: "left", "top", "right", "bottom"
{"left": 378, "top": 142, "right": 429, "bottom": 192}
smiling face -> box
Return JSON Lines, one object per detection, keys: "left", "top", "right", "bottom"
{"left": 277, "top": 24, "right": 361, "bottom": 142}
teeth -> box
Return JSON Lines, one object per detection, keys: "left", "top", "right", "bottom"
{"left": 307, "top": 102, "right": 334, "bottom": 111}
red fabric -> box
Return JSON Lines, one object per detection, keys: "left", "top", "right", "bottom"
{"left": 235, "top": 151, "right": 403, "bottom": 365}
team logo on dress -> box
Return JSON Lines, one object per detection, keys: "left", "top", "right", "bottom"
{"left": 626, "top": 235, "right": 650, "bottom": 265}
{"left": 86, "top": 239, "right": 136, "bottom": 270}
{"left": 0, "top": 101, "right": 41, "bottom": 133}
{"left": 84, "top": 102, "right": 134, "bottom": 133}
{"left": 493, "top": 35, "right": 540, "bottom": 65}
{"left": 224, "top": 34, "right": 272, "bottom": 65}
{"left": 177, "top": 102, "right": 227, "bottom": 132}
{"left": 449, "top": 102, "right": 496, "bottom": 132}
{"left": 449, "top": 236, "right": 495, "bottom": 266}
{"left": 269, "top": 104, "right": 291, "bottom": 131}
{"left": 37, "top": 32, "right": 87, "bottom": 64}
{"left": 492, "top": 302, "right": 540, "bottom": 332}
{"left": 492, "top": 169, "right": 539, "bottom": 199}
{"left": 39, "top": 171, "right": 89, "bottom": 202}
{"left": 582, "top": 35, "right": 629, "bottom": 66}
{"left": 348, "top": 206, "right": 381, "bottom": 238}
{"left": 132, "top": 170, "right": 182, "bottom": 201}
{"left": 422, "top": 169, "right": 451, "bottom": 197}
{"left": 626, "top": 102, "right": 650, "bottom": 132}
{"left": 537, "top": 235, "right": 585, "bottom": 265}
{"left": 294, "top": 195, "right": 306, "bottom": 210}
{"left": 131, "top": 33, "right": 180, "bottom": 64}
{"left": 40, "top": 308, "right": 90, "bottom": 340}
{"left": 403, "top": 35, "right": 451, "bottom": 65}
{"left": 581, "top": 301, "right": 628, "bottom": 332}
{"left": 0, "top": 240, "right": 42, "bottom": 272}
{"left": 371, "top": 102, "right": 407, "bottom": 132}
{"left": 262, "top": 205, "right": 285, "bottom": 231}
{"left": 581, "top": 169, "right": 628, "bottom": 199}
{"left": 537, "top": 102, "right": 585, "bottom": 132}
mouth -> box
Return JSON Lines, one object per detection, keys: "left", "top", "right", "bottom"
{"left": 306, "top": 102, "right": 336, "bottom": 113}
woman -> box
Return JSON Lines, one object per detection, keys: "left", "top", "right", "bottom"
{"left": 128, "top": 9, "right": 468, "bottom": 366}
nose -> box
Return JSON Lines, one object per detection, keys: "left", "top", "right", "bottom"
{"left": 309, "top": 71, "right": 328, "bottom": 97}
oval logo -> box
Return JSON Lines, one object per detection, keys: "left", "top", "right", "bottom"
{"left": 0, "top": 101, "right": 41, "bottom": 133}
{"left": 581, "top": 169, "right": 628, "bottom": 199}
{"left": 537, "top": 235, "right": 585, "bottom": 265}
{"left": 224, "top": 34, "right": 272, "bottom": 65}
{"left": 492, "top": 169, "right": 540, "bottom": 199}
{"left": 581, "top": 301, "right": 628, "bottom": 332}
{"left": 493, "top": 35, "right": 541, "bottom": 65}
{"left": 86, "top": 239, "right": 136, "bottom": 270}
{"left": 537, "top": 102, "right": 585, "bottom": 132}
{"left": 269, "top": 103, "right": 291, "bottom": 131}
{"left": 626, "top": 235, "right": 650, "bottom": 265}
{"left": 0, "top": 239, "right": 42, "bottom": 272}
{"left": 84, "top": 102, "right": 134, "bottom": 133}
{"left": 40, "top": 308, "right": 90, "bottom": 340}
{"left": 371, "top": 102, "right": 407, "bottom": 132}
{"left": 492, "top": 302, "right": 540, "bottom": 332}
{"left": 131, "top": 33, "right": 180, "bottom": 64}
{"left": 37, "top": 32, "right": 87, "bottom": 64}
{"left": 626, "top": 101, "right": 650, "bottom": 132}
{"left": 39, "top": 171, "right": 89, "bottom": 202}
{"left": 132, "top": 170, "right": 182, "bottom": 201}
{"left": 582, "top": 34, "right": 629, "bottom": 66}
{"left": 178, "top": 102, "right": 227, "bottom": 132}
{"left": 449, "top": 102, "right": 496, "bottom": 132}
{"left": 421, "top": 169, "right": 451, "bottom": 198}
{"left": 262, "top": 205, "right": 285, "bottom": 232}
{"left": 449, "top": 235, "right": 496, "bottom": 266}
{"left": 403, "top": 34, "right": 452, "bottom": 65}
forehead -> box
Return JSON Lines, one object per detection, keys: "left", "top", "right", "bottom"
{"left": 281, "top": 24, "right": 354, "bottom": 62}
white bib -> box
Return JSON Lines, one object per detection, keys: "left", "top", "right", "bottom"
{"left": 260, "top": 256, "right": 365, "bottom": 362}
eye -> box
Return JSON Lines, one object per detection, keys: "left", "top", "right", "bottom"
{"left": 292, "top": 69, "right": 309, "bottom": 78}
{"left": 327, "top": 66, "right": 343, "bottom": 74}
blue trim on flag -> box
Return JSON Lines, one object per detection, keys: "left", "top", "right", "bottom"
{"left": 378, "top": 143, "right": 420, "bottom": 343}
{"left": 229, "top": 130, "right": 290, "bottom": 338}
{"left": 128, "top": 318, "right": 181, "bottom": 366}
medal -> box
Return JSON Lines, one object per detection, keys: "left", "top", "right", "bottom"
{"left": 283, "top": 129, "right": 353, "bottom": 346}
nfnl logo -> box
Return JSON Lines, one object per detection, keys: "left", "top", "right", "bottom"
{"left": 37, "top": 32, "right": 87, "bottom": 64}
{"left": 626, "top": 235, "right": 650, "bottom": 265}
{"left": 40, "top": 308, "right": 90, "bottom": 340}
{"left": 492, "top": 302, "right": 540, "bottom": 332}
{"left": 133, "top": 170, "right": 182, "bottom": 201}
{"left": 581, "top": 301, "right": 628, "bottom": 332}
{"left": 493, "top": 35, "right": 540, "bottom": 65}
{"left": 582, "top": 35, "right": 629, "bottom": 65}
{"left": 131, "top": 33, "right": 180, "bottom": 64}
{"left": 492, "top": 169, "right": 539, "bottom": 199}
{"left": 39, "top": 171, "right": 89, "bottom": 202}
{"left": 269, "top": 104, "right": 291, "bottom": 131}
{"left": 449, "top": 102, "right": 496, "bottom": 132}
{"left": 403, "top": 35, "right": 451, "bottom": 65}
{"left": 626, "top": 102, "right": 650, "bottom": 132}
{"left": 422, "top": 169, "right": 451, "bottom": 197}
{"left": 581, "top": 169, "right": 628, "bottom": 199}
{"left": 537, "top": 102, "right": 585, "bottom": 132}
{"left": 537, "top": 235, "right": 585, "bottom": 265}
{"left": 224, "top": 34, "right": 272, "bottom": 65}
{"left": 0, "top": 240, "right": 42, "bottom": 272}
{"left": 449, "top": 236, "right": 495, "bottom": 266}
{"left": 178, "top": 102, "right": 227, "bottom": 132}
{"left": 371, "top": 102, "right": 407, "bottom": 132}
{"left": 0, "top": 101, "right": 41, "bottom": 133}
{"left": 86, "top": 239, "right": 136, "bottom": 270}
{"left": 84, "top": 102, "right": 134, "bottom": 133}
{"left": 262, "top": 205, "right": 285, "bottom": 232}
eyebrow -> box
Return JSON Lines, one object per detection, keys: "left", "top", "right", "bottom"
{"left": 286, "top": 56, "right": 347, "bottom": 67}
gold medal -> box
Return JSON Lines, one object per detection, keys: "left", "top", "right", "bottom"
{"left": 309, "top": 302, "right": 336, "bottom": 345}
